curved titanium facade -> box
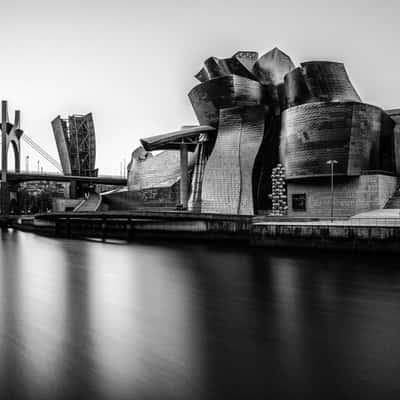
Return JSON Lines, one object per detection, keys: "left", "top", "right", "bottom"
{"left": 284, "top": 61, "right": 361, "bottom": 108}
{"left": 386, "top": 109, "right": 400, "bottom": 175}
{"left": 195, "top": 51, "right": 258, "bottom": 82}
{"left": 200, "top": 106, "right": 265, "bottom": 215}
{"left": 281, "top": 102, "right": 394, "bottom": 180}
{"left": 251, "top": 48, "right": 295, "bottom": 114}
{"left": 189, "top": 75, "right": 268, "bottom": 127}
{"left": 284, "top": 67, "right": 312, "bottom": 108}
{"left": 252, "top": 47, "right": 295, "bottom": 86}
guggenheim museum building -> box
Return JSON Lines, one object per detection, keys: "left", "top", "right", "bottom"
{"left": 104, "top": 47, "right": 400, "bottom": 218}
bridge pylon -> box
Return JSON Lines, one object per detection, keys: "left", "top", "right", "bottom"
{"left": 0, "top": 100, "right": 23, "bottom": 216}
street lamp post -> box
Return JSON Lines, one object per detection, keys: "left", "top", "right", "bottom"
{"left": 326, "top": 160, "right": 338, "bottom": 222}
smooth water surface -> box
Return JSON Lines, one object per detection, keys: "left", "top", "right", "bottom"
{"left": 0, "top": 230, "right": 400, "bottom": 399}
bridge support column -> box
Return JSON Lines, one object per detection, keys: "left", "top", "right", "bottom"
{"left": 1, "top": 101, "right": 8, "bottom": 216}
{"left": 8, "top": 182, "right": 20, "bottom": 214}
{"left": 1, "top": 101, "right": 22, "bottom": 216}
{"left": 0, "top": 183, "right": 9, "bottom": 215}
{"left": 70, "top": 181, "right": 78, "bottom": 199}
{"left": 180, "top": 142, "right": 188, "bottom": 210}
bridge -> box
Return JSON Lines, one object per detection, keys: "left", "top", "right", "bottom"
{"left": 3, "top": 171, "right": 127, "bottom": 185}
{"left": 0, "top": 100, "right": 127, "bottom": 219}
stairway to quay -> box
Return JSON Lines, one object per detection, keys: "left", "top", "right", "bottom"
{"left": 73, "top": 193, "right": 102, "bottom": 212}
{"left": 9, "top": 210, "right": 400, "bottom": 253}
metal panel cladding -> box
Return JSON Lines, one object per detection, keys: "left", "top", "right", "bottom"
{"left": 281, "top": 102, "right": 388, "bottom": 179}
{"left": 200, "top": 105, "right": 265, "bottom": 215}
{"left": 284, "top": 61, "right": 361, "bottom": 108}
{"left": 188, "top": 75, "right": 268, "bottom": 127}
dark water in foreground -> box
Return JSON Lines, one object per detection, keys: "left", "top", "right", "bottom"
{"left": 0, "top": 231, "right": 400, "bottom": 399}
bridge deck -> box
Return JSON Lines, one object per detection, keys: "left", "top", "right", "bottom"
{"left": 2, "top": 171, "right": 127, "bottom": 185}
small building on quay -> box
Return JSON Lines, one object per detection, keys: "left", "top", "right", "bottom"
{"left": 104, "top": 48, "right": 400, "bottom": 218}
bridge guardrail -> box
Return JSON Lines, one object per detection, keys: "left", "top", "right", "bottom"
{"left": 2, "top": 171, "right": 127, "bottom": 184}
{"left": 6, "top": 171, "right": 124, "bottom": 179}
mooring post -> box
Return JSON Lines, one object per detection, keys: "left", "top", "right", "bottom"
{"left": 180, "top": 141, "right": 188, "bottom": 210}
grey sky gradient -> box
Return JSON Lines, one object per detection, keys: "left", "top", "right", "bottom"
{"left": 1, "top": 0, "right": 399, "bottom": 173}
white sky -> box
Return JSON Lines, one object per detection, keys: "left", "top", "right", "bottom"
{"left": 1, "top": 0, "right": 399, "bottom": 174}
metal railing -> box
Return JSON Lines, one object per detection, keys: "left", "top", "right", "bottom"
{"left": 4, "top": 170, "right": 124, "bottom": 179}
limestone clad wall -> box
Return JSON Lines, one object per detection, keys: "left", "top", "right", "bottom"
{"left": 287, "top": 174, "right": 398, "bottom": 218}
{"left": 103, "top": 184, "right": 179, "bottom": 210}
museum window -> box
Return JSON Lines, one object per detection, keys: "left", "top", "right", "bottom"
{"left": 292, "top": 193, "right": 306, "bottom": 211}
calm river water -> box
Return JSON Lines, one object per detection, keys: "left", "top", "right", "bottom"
{"left": 0, "top": 230, "right": 400, "bottom": 399}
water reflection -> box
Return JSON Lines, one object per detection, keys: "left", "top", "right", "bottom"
{"left": 87, "top": 244, "right": 204, "bottom": 399}
{"left": 17, "top": 234, "right": 67, "bottom": 397}
{"left": 0, "top": 231, "right": 400, "bottom": 399}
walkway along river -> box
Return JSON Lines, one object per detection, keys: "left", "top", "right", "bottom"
{"left": 13, "top": 210, "right": 400, "bottom": 253}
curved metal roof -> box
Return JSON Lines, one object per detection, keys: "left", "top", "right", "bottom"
{"left": 140, "top": 125, "right": 216, "bottom": 151}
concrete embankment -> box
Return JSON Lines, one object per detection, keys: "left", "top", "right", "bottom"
{"left": 13, "top": 211, "right": 252, "bottom": 242}
{"left": 10, "top": 211, "right": 400, "bottom": 252}
{"left": 251, "top": 223, "right": 400, "bottom": 252}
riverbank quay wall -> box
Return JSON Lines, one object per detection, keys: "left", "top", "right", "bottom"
{"left": 20, "top": 211, "right": 252, "bottom": 241}
{"left": 11, "top": 211, "right": 400, "bottom": 252}
{"left": 251, "top": 222, "right": 400, "bottom": 252}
